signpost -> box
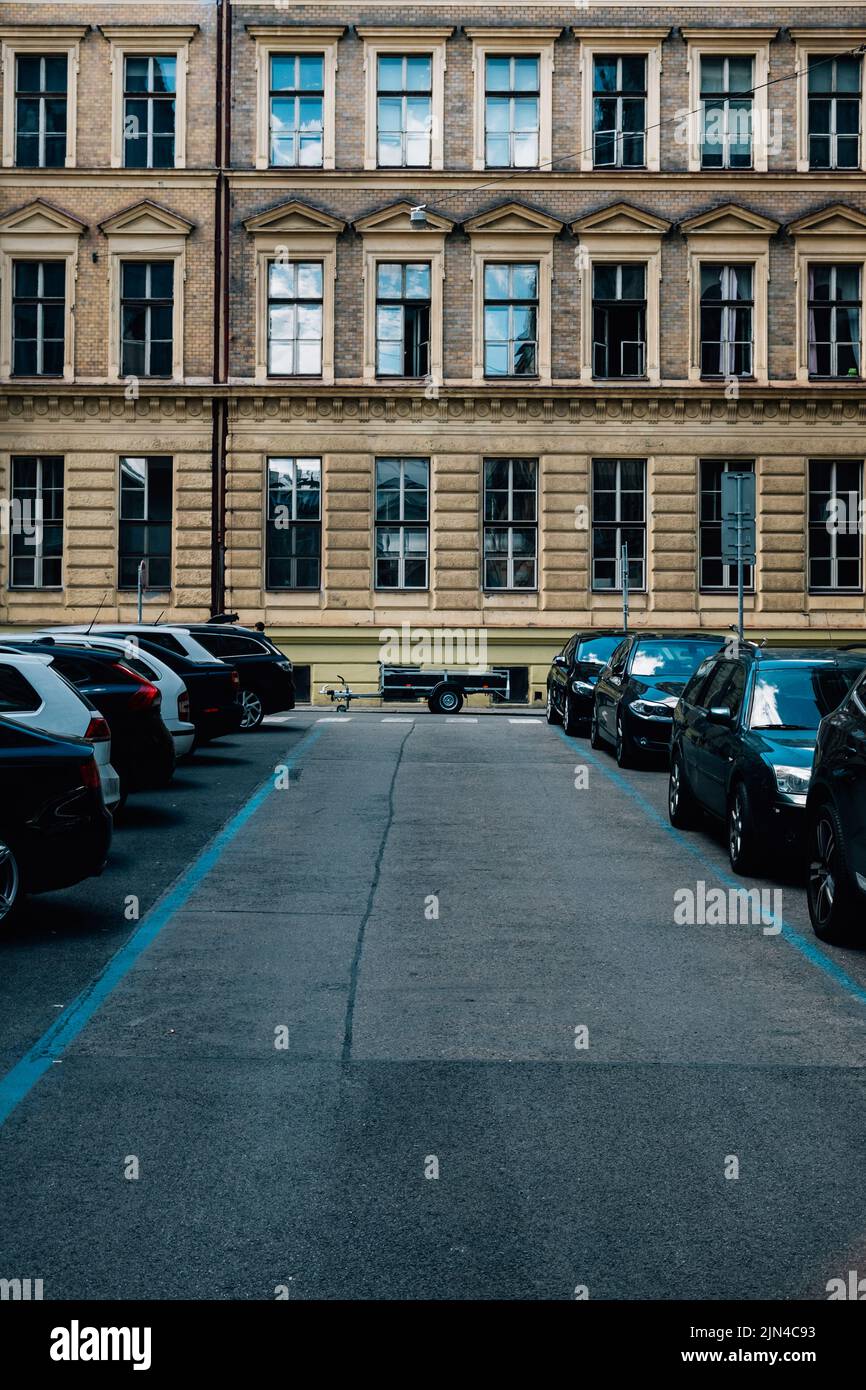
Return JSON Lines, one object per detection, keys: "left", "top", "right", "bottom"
{"left": 621, "top": 542, "right": 629, "bottom": 634}
{"left": 721, "top": 472, "right": 756, "bottom": 642}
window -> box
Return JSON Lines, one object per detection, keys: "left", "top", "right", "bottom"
{"left": 592, "top": 54, "right": 646, "bottom": 168}
{"left": 592, "top": 264, "right": 646, "bottom": 379}
{"left": 267, "top": 261, "right": 323, "bottom": 376}
{"left": 15, "top": 53, "right": 67, "bottom": 167}
{"left": 592, "top": 458, "right": 646, "bottom": 591}
{"left": 118, "top": 456, "right": 173, "bottom": 590}
{"left": 377, "top": 54, "right": 432, "bottom": 167}
{"left": 375, "top": 458, "right": 429, "bottom": 590}
{"left": 808, "top": 54, "right": 861, "bottom": 170}
{"left": 269, "top": 52, "right": 324, "bottom": 167}
{"left": 376, "top": 263, "right": 430, "bottom": 377}
{"left": 483, "top": 263, "right": 538, "bottom": 377}
{"left": 808, "top": 264, "right": 861, "bottom": 379}
{"left": 700, "top": 55, "right": 754, "bottom": 169}
{"left": 12, "top": 260, "right": 64, "bottom": 376}
{"left": 483, "top": 458, "right": 537, "bottom": 590}
{"left": 700, "top": 264, "right": 753, "bottom": 378}
{"left": 485, "top": 55, "right": 539, "bottom": 168}
{"left": 266, "top": 457, "right": 321, "bottom": 590}
{"left": 123, "top": 55, "right": 176, "bottom": 168}
{"left": 9, "top": 455, "right": 63, "bottom": 589}
{"left": 120, "top": 262, "right": 173, "bottom": 379}
{"left": 700, "top": 459, "right": 755, "bottom": 591}
{"left": 0, "top": 664, "right": 41, "bottom": 714}
{"left": 809, "top": 459, "right": 863, "bottom": 592}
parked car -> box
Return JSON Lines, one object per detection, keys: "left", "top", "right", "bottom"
{"left": 0, "top": 642, "right": 175, "bottom": 800}
{"left": 60, "top": 625, "right": 243, "bottom": 744}
{"left": 28, "top": 631, "right": 195, "bottom": 759}
{"left": 591, "top": 632, "right": 726, "bottom": 766}
{"left": 0, "top": 651, "right": 120, "bottom": 812}
{"left": 669, "top": 645, "right": 866, "bottom": 874}
{"left": 0, "top": 714, "right": 112, "bottom": 927}
{"left": 546, "top": 630, "right": 626, "bottom": 734}
{"left": 176, "top": 624, "right": 295, "bottom": 730}
{"left": 805, "top": 666, "right": 866, "bottom": 942}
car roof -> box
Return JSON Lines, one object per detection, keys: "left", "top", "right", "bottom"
{"left": 0, "top": 648, "right": 53, "bottom": 666}
{"left": 630, "top": 631, "right": 727, "bottom": 643}
{"left": 4, "top": 640, "right": 122, "bottom": 663}
{"left": 746, "top": 646, "right": 866, "bottom": 665}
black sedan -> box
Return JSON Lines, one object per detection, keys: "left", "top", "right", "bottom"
{"left": 591, "top": 632, "right": 726, "bottom": 767}
{"left": 0, "top": 642, "right": 176, "bottom": 800}
{"left": 546, "top": 630, "right": 625, "bottom": 735}
{"left": 178, "top": 625, "right": 295, "bottom": 730}
{"left": 669, "top": 645, "right": 866, "bottom": 875}
{"left": 806, "top": 666, "right": 866, "bottom": 943}
{"left": 0, "top": 715, "right": 111, "bottom": 927}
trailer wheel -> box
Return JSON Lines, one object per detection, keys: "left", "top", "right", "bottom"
{"left": 428, "top": 684, "right": 464, "bottom": 715}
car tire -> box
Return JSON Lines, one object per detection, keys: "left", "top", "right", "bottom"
{"left": 615, "top": 712, "right": 637, "bottom": 768}
{"left": 0, "top": 836, "right": 22, "bottom": 929}
{"left": 589, "top": 705, "right": 604, "bottom": 750}
{"left": 668, "top": 750, "right": 699, "bottom": 829}
{"left": 545, "top": 686, "right": 561, "bottom": 725}
{"left": 428, "top": 686, "right": 464, "bottom": 715}
{"left": 728, "top": 782, "right": 759, "bottom": 875}
{"left": 562, "top": 694, "right": 583, "bottom": 737}
{"left": 239, "top": 687, "right": 264, "bottom": 731}
{"left": 807, "top": 801, "right": 860, "bottom": 944}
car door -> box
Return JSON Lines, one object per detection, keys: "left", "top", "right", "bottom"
{"left": 676, "top": 656, "right": 717, "bottom": 791}
{"left": 552, "top": 636, "right": 576, "bottom": 713}
{"left": 699, "top": 661, "right": 747, "bottom": 817}
{"left": 838, "top": 676, "right": 866, "bottom": 883}
{"left": 596, "top": 637, "right": 632, "bottom": 736}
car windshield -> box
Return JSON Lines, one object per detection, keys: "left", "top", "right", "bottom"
{"left": 631, "top": 640, "right": 722, "bottom": 680}
{"left": 576, "top": 635, "right": 621, "bottom": 665}
{"left": 748, "top": 665, "right": 861, "bottom": 731}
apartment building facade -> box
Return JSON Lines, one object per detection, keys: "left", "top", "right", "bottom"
{"left": 2, "top": 2, "right": 866, "bottom": 701}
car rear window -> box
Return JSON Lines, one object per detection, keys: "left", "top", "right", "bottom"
{"left": 631, "top": 640, "right": 723, "bottom": 680}
{"left": 0, "top": 663, "right": 42, "bottom": 713}
{"left": 749, "top": 665, "right": 862, "bottom": 731}
{"left": 576, "top": 635, "right": 621, "bottom": 665}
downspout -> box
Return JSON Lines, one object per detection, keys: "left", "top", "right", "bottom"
{"left": 211, "top": 0, "right": 231, "bottom": 616}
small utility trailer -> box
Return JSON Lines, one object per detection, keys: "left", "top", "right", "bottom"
{"left": 320, "top": 663, "right": 511, "bottom": 714}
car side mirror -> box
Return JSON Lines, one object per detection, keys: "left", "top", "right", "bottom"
{"left": 707, "top": 705, "right": 733, "bottom": 725}
{"left": 553, "top": 655, "right": 568, "bottom": 670}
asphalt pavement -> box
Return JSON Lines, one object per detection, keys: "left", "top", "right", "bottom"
{"left": 1, "top": 709, "right": 866, "bottom": 1300}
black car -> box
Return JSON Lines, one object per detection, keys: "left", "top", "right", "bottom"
{"left": 546, "top": 630, "right": 626, "bottom": 735}
{"left": 805, "top": 666, "right": 866, "bottom": 943}
{"left": 93, "top": 630, "right": 243, "bottom": 743}
{"left": 591, "top": 632, "right": 726, "bottom": 766}
{"left": 0, "top": 642, "right": 175, "bottom": 799}
{"left": 0, "top": 714, "right": 111, "bottom": 927}
{"left": 669, "top": 645, "right": 866, "bottom": 875}
{"left": 178, "top": 625, "right": 295, "bottom": 730}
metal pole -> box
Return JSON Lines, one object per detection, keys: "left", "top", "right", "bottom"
{"left": 137, "top": 559, "right": 145, "bottom": 622}
{"left": 736, "top": 474, "right": 744, "bottom": 643}
{"left": 621, "top": 542, "right": 629, "bottom": 634}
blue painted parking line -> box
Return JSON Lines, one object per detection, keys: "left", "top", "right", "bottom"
{"left": 0, "top": 724, "right": 325, "bottom": 1129}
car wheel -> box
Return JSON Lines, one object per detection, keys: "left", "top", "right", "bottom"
{"left": 669, "top": 750, "right": 699, "bottom": 830}
{"left": 562, "top": 694, "right": 583, "bottom": 737}
{"left": 589, "top": 705, "right": 604, "bottom": 750}
{"left": 615, "top": 712, "right": 637, "bottom": 768}
{"left": 428, "top": 686, "right": 464, "bottom": 715}
{"left": 808, "top": 803, "right": 859, "bottom": 944}
{"left": 239, "top": 687, "right": 264, "bottom": 731}
{"left": 0, "top": 837, "right": 22, "bottom": 928}
{"left": 728, "top": 783, "right": 759, "bottom": 875}
{"left": 545, "top": 686, "right": 561, "bottom": 725}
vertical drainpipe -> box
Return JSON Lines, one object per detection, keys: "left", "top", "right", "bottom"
{"left": 211, "top": 0, "right": 231, "bottom": 616}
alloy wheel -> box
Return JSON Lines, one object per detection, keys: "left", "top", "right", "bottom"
{"left": 239, "top": 688, "right": 264, "bottom": 730}
{"left": 809, "top": 814, "right": 836, "bottom": 930}
{"left": 0, "top": 840, "right": 20, "bottom": 925}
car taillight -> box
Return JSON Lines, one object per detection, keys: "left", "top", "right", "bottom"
{"left": 80, "top": 758, "right": 100, "bottom": 790}
{"left": 113, "top": 662, "right": 161, "bottom": 712}
{"left": 85, "top": 716, "right": 111, "bottom": 743}
{"left": 178, "top": 692, "right": 190, "bottom": 721}
{"left": 230, "top": 669, "right": 240, "bottom": 689}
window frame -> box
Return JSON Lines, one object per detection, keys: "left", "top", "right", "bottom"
{"left": 358, "top": 28, "right": 451, "bottom": 173}
{"left": 572, "top": 205, "right": 668, "bottom": 386}
{"left": 591, "top": 261, "right": 647, "bottom": 381}
{"left": 0, "top": 203, "right": 82, "bottom": 384}
{"left": 466, "top": 205, "right": 561, "bottom": 386}
{"left": 467, "top": 28, "right": 560, "bottom": 173}
{"left": 591, "top": 457, "right": 648, "bottom": 594}
{"left": 100, "top": 25, "right": 196, "bottom": 171}
{"left": 117, "top": 454, "right": 174, "bottom": 592}
{"left": 482, "top": 456, "right": 539, "bottom": 593}
{"left": 267, "top": 50, "right": 325, "bottom": 170}
{"left": 356, "top": 205, "right": 450, "bottom": 386}
{"left": 265, "top": 455, "right": 323, "bottom": 593}
{"left": 8, "top": 454, "right": 64, "bottom": 591}
{"left": 681, "top": 207, "right": 774, "bottom": 386}
{"left": 374, "top": 260, "right": 432, "bottom": 379}
{"left": 10, "top": 258, "right": 67, "bottom": 379}
{"left": 374, "top": 457, "right": 430, "bottom": 592}
{"left": 483, "top": 259, "right": 540, "bottom": 380}
{"left": 121, "top": 52, "right": 178, "bottom": 171}
{"left": 119, "top": 259, "right": 175, "bottom": 380}
{"left": 683, "top": 30, "right": 775, "bottom": 174}
{"left": 808, "top": 457, "right": 864, "bottom": 595}
{"left": 805, "top": 261, "right": 862, "bottom": 381}
{"left": 574, "top": 29, "right": 666, "bottom": 174}
{"left": 698, "top": 262, "right": 755, "bottom": 381}
{"left": 100, "top": 203, "right": 190, "bottom": 385}
{"left": 699, "top": 458, "right": 756, "bottom": 594}
{"left": 249, "top": 27, "right": 342, "bottom": 172}
{"left": 791, "top": 207, "right": 866, "bottom": 384}
{"left": 0, "top": 26, "right": 86, "bottom": 169}
{"left": 266, "top": 258, "right": 324, "bottom": 379}
{"left": 793, "top": 31, "right": 866, "bottom": 173}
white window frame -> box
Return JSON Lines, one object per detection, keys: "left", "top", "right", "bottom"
{"left": 248, "top": 27, "right": 342, "bottom": 172}
{"left": 356, "top": 203, "right": 451, "bottom": 387}
{"left": 100, "top": 25, "right": 196, "bottom": 170}
{"left": 591, "top": 458, "right": 648, "bottom": 594}
{"left": 574, "top": 28, "right": 666, "bottom": 174}
{"left": 100, "top": 202, "right": 192, "bottom": 385}
{"left": 0, "top": 201, "right": 83, "bottom": 384}
{"left": 358, "top": 29, "right": 451, "bottom": 172}
{"left": 265, "top": 456, "right": 323, "bottom": 593}
{"left": 699, "top": 458, "right": 756, "bottom": 593}
{"left": 683, "top": 29, "right": 776, "bottom": 174}
{"left": 808, "top": 458, "right": 864, "bottom": 594}
{"left": 466, "top": 28, "right": 560, "bottom": 173}
{"left": 792, "top": 30, "right": 866, "bottom": 173}
{"left": 0, "top": 26, "right": 86, "bottom": 169}
{"left": 8, "top": 454, "right": 64, "bottom": 590}
{"left": 572, "top": 204, "right": 669, "bottom": 386}
{"left": 266, "top": 258, "right": 324, "bottom": 379}
{"left": 790, "top": 206, "right": 866, "bottom": 385}
{"left": 374, "top": 458, "right": 430, "bottom": 592}
{"left": 681, "top": 205, "right": 775, "bottom": 386}
{"left": 482, "top": 457, "right": 539, "bottom": 593}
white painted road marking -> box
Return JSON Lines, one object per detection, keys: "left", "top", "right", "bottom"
{"left": 316, "top": 717, "right": 353, "bottom": 723}
{"left": 382, "top": 717, "right": 415, "bottom": 722}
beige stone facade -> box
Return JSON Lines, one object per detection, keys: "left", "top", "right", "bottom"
{"left": 3, "top": 3, "right": 866, "bottom": 702}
